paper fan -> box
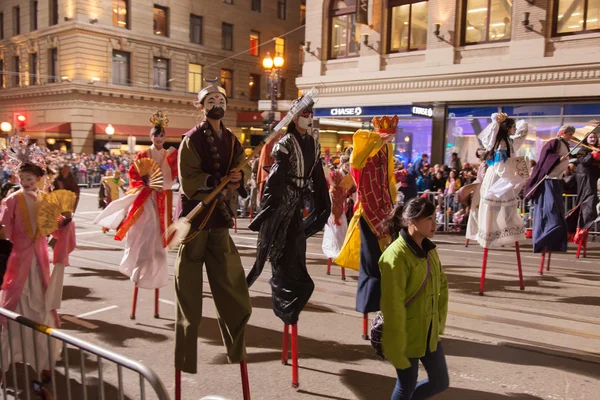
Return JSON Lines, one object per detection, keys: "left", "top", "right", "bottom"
{"left": 134, "top": 158, "right": 164, "bottom": 191}
{"left": 338, "top": 174, "right": 355, "bottom": 190}
{"left": 37, "top": 190, "right": 77, "bottom": 236}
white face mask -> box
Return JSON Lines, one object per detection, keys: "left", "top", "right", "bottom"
{"left": 297, "top": 116, "right": 312, "bottom": 131}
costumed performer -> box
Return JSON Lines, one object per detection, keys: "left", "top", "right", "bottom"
{"left": 0, "top": 136, "right": 61, "bottom": 382}
{"left": 335, "top": 115, "right": 397, "bottom": 339}
{"left": 476, "top": 114, "right": 529, "bottom": 295}
{"left": 464, "top": 149, "right": 487, "bottom": 247}
{"left": 570, "top": 131, "right": 600, "bottom": 257}
{"left": 173, "top": 79, "right": 252, "bottom": 399}
{"left": 99, "top": 170, "right": 126, "bottom": 209}
{"left": 323, "top": 166, "right": 352, "bottom": 280}
{"left": 525, "top": 125, "right": 573, "bottom": 273}
{"left": 246, "top": 95, "right": 330, "bottom": 388}
{"left": 94, "top": 110, "right": 178, "bottom": 319}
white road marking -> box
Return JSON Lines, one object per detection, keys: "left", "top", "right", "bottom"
{"left": 80, "top": 193, "right": 98, "bottom": 197}
{"left": 77, "top": 305, "right": 119, "bottom": 318}
{"left": 159, "top": 298, "right": 176, "bottom": 306}
{"left": 76, "top": 211, "right": 101, "bottom": 215}
{"left": 75, "top": 230, "right": 106, "bottom": 236}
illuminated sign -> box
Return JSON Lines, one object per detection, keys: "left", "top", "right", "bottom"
{"left": 412, "top": 106, "right": 433, "bottom": 118}
{"left": 330, "top": 107, "right": 363, "bottom": 116}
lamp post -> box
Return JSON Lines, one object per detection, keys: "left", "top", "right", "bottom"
{"left": 105, "top": 124, "right": 115, "bottom": 151}
{"left": 1, "top": 122, "right": 12, "bottom": 148}
{"left": 262, "top": 52, "right": 284, "bottom": 134}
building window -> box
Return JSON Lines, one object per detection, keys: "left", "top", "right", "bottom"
{"left": 388, "top": 1, "right": 428, "bottom": 53}
{"left": 222, "top": 23, "right": 234, "bottom": 50}
{"left": 113, "top": 0, "right": 129, "bottom": 29}
{"left": 275, "top": 37, "right": 285, "bottom": 57}
{"left": 29, "top": 53, "right": 37, "bottom": 85}
{"left": 31, "top": 1, "right": 38, "bottom": 31}
{"left": 153, "top": 5, "right": 168, "bottom": 37}
{"left": 220, "top": 69, "right": 233, "bottom": 98}
{"left": 190, "top": 14, "right": 203, "bottom": 44}
{"left": 554, "top": 0, "right": 600, "bottom": 35}
{"left": 13, "top": 57, "right": 19, "bottom": 87}
{"left": 249, "top": 74, "right": 260, "bottom": 101}
{"left": 13, "top": 6, "right": 20, "bottom": 36}
{"left": 0, "top": 13, "right": 4, "bottom": 40}
{"left": 462, "top": 0, "right": 512, "bottom": 45}
{"left": 252, "top": 0, "right": 261, "bottom": 12}
{"left": 301, "top": 1, "right": 306, "bottom": 24}
{"left": 112, "top": 50, "right": 130, "bottom": 85}
{"left": 330, "top": 1, "right": 361, "bottom": 59}
{"left": 50, "top": 0, "right": 59, "bottom": 26}
{"left": 49, "top": 48, "right": 58, "bottom": 83}
{"left": 279, "top": 78, "right": 286, "bottom": 99}
{"left": 278, "top": 0, "right": 287, "bottom": 20}
{"left": 250, "top": 31, "right": 260, "bottom": 56}
{"left": 188, "top": 63, "right": 203, "bottom": 93}
{"left": 153, "top": 57, "right": 169, "bottom": 90}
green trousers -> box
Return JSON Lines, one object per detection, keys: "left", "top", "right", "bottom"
{"left": 174, "top": 228, "right": 252, "bottom": 373}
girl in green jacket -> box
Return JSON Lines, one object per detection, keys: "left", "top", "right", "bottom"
{"left": 379, "top": 197, "right": 449, "bottom": 400}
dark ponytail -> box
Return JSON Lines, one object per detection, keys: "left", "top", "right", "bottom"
{"left": 386, "top": 197, "right": 436, "bottom": 239}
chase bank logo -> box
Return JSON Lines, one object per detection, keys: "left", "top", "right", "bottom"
{"left": 330, "top": 107, "right": 363, "bottom": 116}
{"left": 412, "top": 106, "right": 433, "bottom": 118}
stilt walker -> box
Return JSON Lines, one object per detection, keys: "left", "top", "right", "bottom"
{"left": 525, "top": 125, "right": 574, "bottom": 274}
{"left": 94, "top": 111, "right": 178, "bottom": 319}
{"left": 335, "top": 116, "right": 397, "bottom": 338}
{"left": 246, "top": 95, "right": 330, "bottom": 388}
{"left": 172, "top": 79, "right": 252, "bottom": 399}
{"left": 476, "top": 114, "right": 529, "bottom": 295}
{"left": 322, "top": 168, "right": 353, "bottom": 280}
{"left": 464, "top": 150, "right": 487, "bottom": 247}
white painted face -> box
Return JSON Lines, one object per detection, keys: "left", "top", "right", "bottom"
{"left": 19, "top": 171, "right": 41, "bottom": 192}
{"left": 297, "top": 116, "right": 312, "bottom": 131}
{"left": 204, "top": 92, "right": 227, "bottom": 113}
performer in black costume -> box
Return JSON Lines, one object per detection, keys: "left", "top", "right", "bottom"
{"left": 246, "top": 96, "right": 330, "bottom": 387}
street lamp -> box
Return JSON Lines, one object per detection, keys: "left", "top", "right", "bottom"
{"left": 0, "top": 122, "right": 12, "bottom": 133}
{"left": 105, "top": 124, "right": 115, "bottom": 148}
{"left": 262, "top": 51, "right": 284, "bottom": 134}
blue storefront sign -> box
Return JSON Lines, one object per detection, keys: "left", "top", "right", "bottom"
{"left": 314, "top": 105, "right": 413, "bottom": 118}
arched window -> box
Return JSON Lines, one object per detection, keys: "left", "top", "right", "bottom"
{"left": 388, "top": 0, "right": 429, "bottom": 53}
{"left": 329, "top": 1, "right": 361, "bottom": 59}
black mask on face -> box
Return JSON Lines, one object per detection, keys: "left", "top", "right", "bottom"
{"left": 206, "top": 107, "right": 225, "bottom": 120}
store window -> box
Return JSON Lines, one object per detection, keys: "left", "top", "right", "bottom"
{"left": 389, "top": 0, "right": 428, "bottom": 52}
{"left": 220, "top": 69, "right": 233, "bottom": 97}
{"left": 249, "top": 74, "right": 260, "bottom": 101}
{"left": 330, "top": 1, "right": 361, "bottom": 59}
{"left": 112, "top": 50, "right": 130, "bottom": 85}
{"left": 113, "top": 0, "right": 128, "bottom": 29}
{"left": 554, "top": 0, "right": 600, "bottom": 35}
{"left": 462, "top": 0, "right": 512, "bottom": 45}
{"left": 153, "top": 5, "right": 168, "bottom": 37}
{"left": 250, "top": 31, "right": 260, "bottom": 56}
{"left": 188, "top": 63, "right": 202, "bottom": 93}
{"left": 153, "top": 57, "right": 169, "bottom": 90}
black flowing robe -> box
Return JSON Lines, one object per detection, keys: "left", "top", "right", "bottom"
{"left": 573, "top": 148, "right": 600, "bottom": 232}
{"left": 246, "top": 127, "right": 330, "bottom": 325}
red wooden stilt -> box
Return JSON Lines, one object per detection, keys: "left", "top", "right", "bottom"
{"left": 465, "top": 239, "right": 469, "bottom": 247}
{"left": 281, "top": 324, "right": 289, "bottom": 365}
{"left": 546, "top": 251, "right": 552, "bottom": 271}
{"left": 130, "top": 286, "right": 139, "bottom": 320}
{"left": 538, "top": 248, "right": 546, "bottom": 276}
{"left": 291, "top": 324, "right": 299, "bottom": 388}
{"left": 154, "top": 288, "right": 160, "bottom": 318}
{"left": 240, "top": 361, "right": 251, "bottom": 400}
{"left": 576, "top": 241, "right": 583, "bottom": 259}
{"left": 175, "top": 369, "right": 181, "bottom": 400}
{"left": 479, "top": 248, "right": 489, "bottom": 296}
{"left": 515, "top": 242, "right": 525, "bottom": 291}
{"left": 341, "top": 267, "right": 346, "bottom": 281}
{"left": 326, "top": 258, "right": 332, "bottom": 275}
{"left": 362, "top": 313, "right": 369, "bottom": 340}
{"left": 234, "top": 216, "right": 238, "bottom": 233}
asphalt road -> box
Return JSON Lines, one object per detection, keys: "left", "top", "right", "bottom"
{"left": 5, "top": 188, "right": 599, "bottom": 400}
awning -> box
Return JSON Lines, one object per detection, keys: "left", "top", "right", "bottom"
{"left": 237, "top": 111, "right": 264, "bottom": 123}
{"left": 94, "top": 123, "right": 189, "bottom": 138}
{"left": 26, "top": 122, "right": 71, "bottom": 133}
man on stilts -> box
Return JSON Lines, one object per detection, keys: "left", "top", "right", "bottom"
{"left": 525, "top": 125, "right": 574, "bottom": 274}
{"left": 335, "top": 115, "right": 397, "bottom": 339}
{"left": 246, "top": 95, "right": 330, "bottom": 388}
{"left": 173, "top": 79, "right": 252, "bottom": 400}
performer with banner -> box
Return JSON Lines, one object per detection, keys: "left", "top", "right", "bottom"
{"left": 476, "top": 114, "right": 529, "bottom": 295}
{"left": 246, "top": 95, "right": 330, "bottom": 388}
{"left": 525, "top": 125, "right": 574, "bottom": 273}
{"left": 173, "top": 79, "right": 252, "bottom": 400}
{"left": 335, "top": 115, "right": 397, "bottom": 339}
{"left": 94, "top": 111, "right": 178, "bottom": 320}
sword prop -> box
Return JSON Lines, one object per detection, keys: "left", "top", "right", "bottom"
{"left": 165, "top": 87, "right": 319, "bottom": 248}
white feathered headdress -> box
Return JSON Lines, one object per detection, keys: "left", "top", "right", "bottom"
{"left": 478, "top": 113, "right": 509, "bottom": 151}
{"left": 4, "top": 135, "right": 48, "bottom": 175}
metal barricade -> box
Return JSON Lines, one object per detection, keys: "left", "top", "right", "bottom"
{"left": 0, "top": 307, "right": 170, "bottom": 400}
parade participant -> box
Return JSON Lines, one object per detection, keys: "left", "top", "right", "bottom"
{"left": 477, "top": 114, "right": 529, "bottom": 294}
{"left": 173, "top": 79, "right": 251, "bottom": 399}
{"left": 94, "top": 111, "right": 178, "bottom": 320}
{"left": 571, "top": 131, "right": 600, "bottom": 257}
{"left": 525, "top": 125, "right": 573, "bottom": 272}
{"left": 256, "top": 131, "right": 283, "bottom": 205}
{"left": 53, "top": 164, "right": 81, "bottom": 211}
{"left": 0, "top": 173, "right": 19, "bottom": 202}
{"left": 464, "top": 150, "right": 487, "bottom": 247}
{"left": 378, "top": 198, "right": 449, "bottom": 400}
{"left": 246, "top": 95, "right": 329, "bottom": 388}
{"left": 323, "top": 166, "right": 352, "bottom": 279}
{"left": 335, "top": 115, "right": 397, "bottom": 339}
{"left": 1, "top": 136, "right": 61, "bottom": 380}
{"left": 99, "top": 170, "right": 126, "bottom": 209}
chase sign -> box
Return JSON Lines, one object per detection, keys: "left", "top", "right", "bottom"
{"left": 412, "top": 106, "right": 434, "bottom": 118}
{"left": 330, "top": 107, "right": 363, "bottom": 116}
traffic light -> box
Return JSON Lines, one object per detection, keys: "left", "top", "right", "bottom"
{"left": 15, "top": 113, "right": 27, "bottom": 132}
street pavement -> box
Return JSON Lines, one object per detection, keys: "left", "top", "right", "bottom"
{"left": 9, "top": 188, "right": 600, "bottom": 400}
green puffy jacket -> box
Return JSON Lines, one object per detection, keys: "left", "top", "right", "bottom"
{"left": 379, "top": 229, "right": 448, "bottom": 369}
